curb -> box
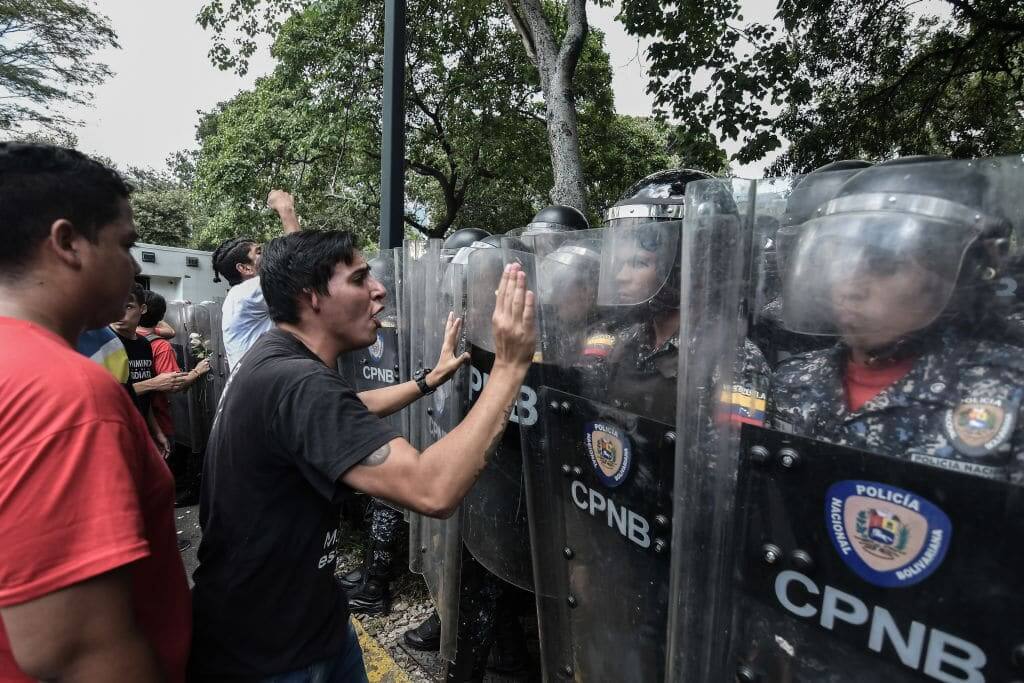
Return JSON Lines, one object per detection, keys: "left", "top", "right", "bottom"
{"left": 353, "top": 618, "right": 414, "bottom": 683}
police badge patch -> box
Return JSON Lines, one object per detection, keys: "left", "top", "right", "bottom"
{"left": 584, "top": 421, "right": 632, "bottom": 488}
{"left": 825, "top": 480, "right": 952, "bottom": 588}
{"left": 367, "top": 332, "right": 385, "bottom": 364}
{"left": 433, "top": 382, "right": 449, "bottom": 416}
{"left": 944, "top": 397, "right": 1014, "bottom": 457}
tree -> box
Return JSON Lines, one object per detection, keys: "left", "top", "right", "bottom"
{"left": 619, "top": 0, "right": 1024, "bottom": 173}
{"left": 191, "top": 0, "right": 661, "bottom": 247}
{"left": 0, "top": 0, "right": 119, "bottom": 132}
{"left": 503, "top": 0, "right": 590, "bottom": 210}
{"left": 126, "top": 167, "right": 193, "bottom": 248}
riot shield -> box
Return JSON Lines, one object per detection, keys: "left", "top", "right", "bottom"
{"left": 404, "top": 239, "right": 464, "bottom": 661}
{"left": 459, "top": 245, "right": 539, "bottom": 593}
{"left": 669, "top": 158, "right": 1024, "bottom": 683}
{"left": 520, "top": 221, "right": 684, "bottom": 682}
{"left": 191, "top": 300, "right": 228, "bottom": 441}
{"left": 165, "top": 301, "right": 201, "bottom": 451}
{"left": 401, "top": 241, "right": 426, "bottom": 574}
{"left": 163, "top": 299, "right": 227, "bottom": 452}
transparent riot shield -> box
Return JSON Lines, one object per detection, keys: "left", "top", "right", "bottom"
{"left": 197, "top": 299, "right": 228, "bottom": 415}
{"left": 191, "top": 300, "right": 228, "bottom": 441}
{"left": 520, "top": 221, "right": 683, "bottom": 682}
{"left": 459, "top": 246, "right": 539, "bottom": 593}
{"left": 401, "top": 240, "right": 426, "bottom": 574}
{"left": 669, "top": 158, "right": 1024, "bottom": 683}
{"left": 404, "top": 239, "right": 464, "bottom": 661}
{"left": 165, "top": 301, "right": 201, "bottom": 451}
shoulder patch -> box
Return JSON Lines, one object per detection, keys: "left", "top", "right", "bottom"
{"left": 944, "top": 396, "right": 1017, "bottom": 456}
{"left": 583, "top": 333, "right": 616, "bottom": 359}
{"left": 719, "top": 383, "right": 767, "bottom": 426}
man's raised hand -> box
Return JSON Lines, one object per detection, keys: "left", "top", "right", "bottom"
{"left": 427, "top": 312, "right": 471, "bottom": 388}
{"left": 491, "top": 263, "right": 536, "bottom": 369}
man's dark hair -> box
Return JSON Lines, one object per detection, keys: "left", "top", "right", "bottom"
{"left": 260, "top": 231, "right": 357, "bottom": 324}
{"left": 140, "top": 290, "right": 167, "bottom": 327}
{"left": 0, "top": 142, "right": 132, "bottom": 278}
{"left": 128, "top": 282, "right": 145, "bottom": 306}
{"left": 212, "top": 236, "right": 257, "bottom": 286}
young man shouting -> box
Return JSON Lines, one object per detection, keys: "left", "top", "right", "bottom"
{"left": 191, "top": 230, "right": 535, "bottom": 681}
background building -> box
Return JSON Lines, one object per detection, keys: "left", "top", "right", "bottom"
{"left": 131, "top": 243, "right": 228, "bottom": 303}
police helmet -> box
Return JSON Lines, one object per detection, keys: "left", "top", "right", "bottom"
{"left": 604, "top": 168, "right": 714, "bottom": 229}
{"left": 781, "top": 157, "right": 1011, "bottom": 342}
{"left": 443, "top": 227, "right": 491, "bottom": 251}
{"left": 539, "top": 241, "right": 602, "bottom": 318}
{"left": 524, "top": 205, "right": 589, "bottom": 235}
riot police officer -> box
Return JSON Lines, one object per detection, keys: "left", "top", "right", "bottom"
{"left": 434, "top": 208, "right": 593, "bottom": 682}
{"left": 665, "top": 157, "right": 1024, "bottom": 683}
{"left": 519, "top": 173, "right": 771, "bottom": 683}
{"left": 403, "top": 228, "right": 528, "bottom": 678}
{"left": 771, "top": 158, "right": 1024, "bottom": 483}
{"left": 536, "top": 240, "right": 602, "bottom": 363}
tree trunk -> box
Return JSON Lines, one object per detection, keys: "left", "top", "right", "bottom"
{"left": 504, "top": 0, "right": 589, "bottom": 212}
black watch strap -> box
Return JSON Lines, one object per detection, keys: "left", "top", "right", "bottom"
{"left": 416, "top": 367, "right": 436, "bottom": 395}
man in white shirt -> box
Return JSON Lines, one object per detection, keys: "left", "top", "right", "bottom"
{"left": 212, "top": 190, "right": 301, "bottom": 371}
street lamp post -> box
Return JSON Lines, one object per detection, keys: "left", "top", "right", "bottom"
{"left": 379, "top": 0, "right": 406, "bottom": 251}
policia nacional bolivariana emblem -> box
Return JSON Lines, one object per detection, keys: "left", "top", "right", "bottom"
{"left": 584, "top": 421, "right": 632, "bottom": 488}
{"left": 432, "top": 381, "right": 449, "bottom": 416}
{"left": 368, "top": 331, "right": 385, "bottom": 364}
{"left": 944, "top": 397, "right": 1015, "bottom": 457}
{"left": 825, "top": 481, "right": 952, "bottom": 588}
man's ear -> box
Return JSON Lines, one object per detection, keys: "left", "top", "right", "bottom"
{"left": 306, "top": 288, "right": 321, "bottom": 314}
{"left": 50, "top": 219, "right": 84, "bottom": 268}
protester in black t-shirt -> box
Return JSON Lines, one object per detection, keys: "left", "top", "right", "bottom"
{"left": 190, "top": 231, "right": 536, "bottom": 682}
{"left": 109, "top": 283, "right": 171, "bottom": 457}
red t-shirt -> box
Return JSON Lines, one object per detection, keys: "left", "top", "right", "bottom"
{"left": 137, "top": 327, "right": 179, "bottom": 437}
{"left": 0, "top": 317, "right": 190, "bottom": 681}
{"left": 845, "top": 357, "right": 916, "bottom": 411}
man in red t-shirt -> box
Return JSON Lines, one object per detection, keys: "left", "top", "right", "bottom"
{"left": 0, "top": 142, "right": 190, "bottom": 682}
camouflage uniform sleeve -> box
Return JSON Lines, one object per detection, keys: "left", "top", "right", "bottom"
{"left": 768, "top": 355, "right": 810, "bottom": 434}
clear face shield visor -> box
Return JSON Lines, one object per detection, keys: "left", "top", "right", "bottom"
{"left": 780, "top": 194, "right": 987, "bottom": 340}
{"left": 596, "top": 220, "right": 682, "bottom": 307}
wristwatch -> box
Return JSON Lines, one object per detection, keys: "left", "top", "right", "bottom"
{"left": 414, "top": 367, "right": 436, "bottom": 396}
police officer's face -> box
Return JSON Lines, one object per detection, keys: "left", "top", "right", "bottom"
{"left": 830, "top": 255, "right": 941, "bottom": 350}
{"left": 614, "top": 246, "right": 660, "bottom": 304}
{"left": 555, "top": 279, "right": 596, "bottom": 324}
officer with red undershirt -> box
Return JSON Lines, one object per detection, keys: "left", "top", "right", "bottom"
{"left": 769, "top": 157, "right": 1024, "bottom": 484}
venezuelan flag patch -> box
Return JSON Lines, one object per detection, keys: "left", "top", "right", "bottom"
{"left": 718, "top": 384, "right": 767, "bottom": 426}
{"left": 583, "top": 333, "right": 615, "bottom": 359}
